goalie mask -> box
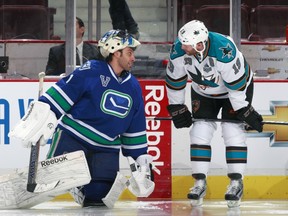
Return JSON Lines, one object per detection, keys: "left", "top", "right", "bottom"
{"left": 98, "top": 29, "right": 141, "bottom": 58}
{"left": 178, "top": 20, "right": 208, "bottom": 60}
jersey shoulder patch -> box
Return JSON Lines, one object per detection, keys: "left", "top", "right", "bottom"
{"left": 169, "top": 39, "right": 185, "bottom": 60}
{"left": 208, "top": 32, "right": 237, "bottom": 63}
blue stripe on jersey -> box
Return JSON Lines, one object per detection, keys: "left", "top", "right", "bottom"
{"left": 165, "top": 74, "right": 188, "bottom": 90}
{"left": 224, "top": 61, "right": 250, "bottom": 91}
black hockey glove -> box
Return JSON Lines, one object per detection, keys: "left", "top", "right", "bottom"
{"left": 167, "top": 104, "right": 192, "bottom": 128}
{"left": 237, "top": 105, "right": 263, "bottom": 132}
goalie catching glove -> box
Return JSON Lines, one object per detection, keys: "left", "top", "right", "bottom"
{"left": 127, "top": 154, "right": 155, "bottom": 197}
{"left": 167, "top": 104, "right": 192, "bottom": 128}
{"left": 237, "top": 104, "right": 263, "bottom": 132}
{"left": 9, "top": 101, "right": 58, "bottom": 147}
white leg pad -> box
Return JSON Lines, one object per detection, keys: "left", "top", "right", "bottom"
{"left": 0, "top": 150, "right": 91, "bottom": 209}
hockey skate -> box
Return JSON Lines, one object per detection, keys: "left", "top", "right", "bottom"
{"left": 187, "top": 179, "right": 207, "bottom": 206}
{"left": 225, "top": 179, "right": 243, "bottom": 208}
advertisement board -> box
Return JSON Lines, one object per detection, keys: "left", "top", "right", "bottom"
{"left": 0, "top": 79, "right": 287, "bottom": 198}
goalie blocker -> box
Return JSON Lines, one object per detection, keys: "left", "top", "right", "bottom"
{"left": 0, "top": 150, "right": 91, "bottom": 209}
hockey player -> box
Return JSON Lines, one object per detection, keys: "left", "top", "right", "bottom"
{"left": 9, "top": 29, "right": 154, "bottom": 207}
{"left": 165, "top": 20, "right": 263, "bottom": 208}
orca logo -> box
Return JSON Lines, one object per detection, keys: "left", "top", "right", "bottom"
{"left": 101, "top": 90, "right": 133, "bottom": 118}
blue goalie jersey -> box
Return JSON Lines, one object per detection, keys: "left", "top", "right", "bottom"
{"left": 39, "top": 60, "right": 148, "bottom": 158}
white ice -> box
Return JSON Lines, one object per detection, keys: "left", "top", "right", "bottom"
{"left": 0, "top": 200, "right": 287, "bottom": 216}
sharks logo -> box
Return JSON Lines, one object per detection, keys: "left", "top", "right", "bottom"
{"left": 219, "top": 44, "right": 234, "bottom": 59}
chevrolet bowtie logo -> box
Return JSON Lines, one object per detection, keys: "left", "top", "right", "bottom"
{"left": 262, "top": 45, "right": 281, "bottom": 52}
{"left": 247, "top": 101, "right": 288, "bottom": 147}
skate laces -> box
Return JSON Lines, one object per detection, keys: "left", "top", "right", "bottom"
{"left": 227, "top": 180, "right": 242, "bottom": 194}
{"left": 189, "top": 179, "right": 206, "bottom": 194}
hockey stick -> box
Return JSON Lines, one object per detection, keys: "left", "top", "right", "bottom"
{"left": 102, "top": 157, "right": 137, "bottom": 208}
{"left": 149, "top": 116, "right": 288, "bottom": 126}
{"left": 27, "top": 72, "right": 60, "bottom": 193}
{"left": 102, "top": 171, "right": 130, "bottom": 208}
{"left": 102, "top": 157, "right": 154, "bottom": 208}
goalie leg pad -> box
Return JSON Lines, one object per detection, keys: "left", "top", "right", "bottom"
{"left": 0, "top": 150, "right": 91, "bottom": 209}
{"left": 49, "top": 130, "right": 120, "bottom": 205}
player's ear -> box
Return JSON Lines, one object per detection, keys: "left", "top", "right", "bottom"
{"left": 113, "top": 50, "right": 122, "bottom": 58}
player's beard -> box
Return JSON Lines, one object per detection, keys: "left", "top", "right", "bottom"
{"left": 119, "top": 57, "right": 133, "bottom": 71}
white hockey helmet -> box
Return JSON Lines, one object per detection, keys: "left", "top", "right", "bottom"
{"left": 178, "top": 20, "right": 208, "bottom": 53}
{"left": 98, "top": 29, "right": 141, "bottom": 58}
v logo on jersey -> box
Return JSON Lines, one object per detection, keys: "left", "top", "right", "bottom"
{"left": 100, "top": 75, "right": 111, "bottom": 87}
{"left": 100, "top": 89, "right": 133, "bottom": 118}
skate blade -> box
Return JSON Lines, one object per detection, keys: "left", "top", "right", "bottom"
{"left": 227, "top": 199, "right": 241, "bottom": 208}
{"left": 190, "top": 198, "right": 204, "bottom": 207}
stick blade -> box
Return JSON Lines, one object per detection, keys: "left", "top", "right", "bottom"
{"left": 102, "top": 172, "right": 128, "bottom": 208}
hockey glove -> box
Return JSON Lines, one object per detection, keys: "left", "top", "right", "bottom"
{"left": 127, "top": 154, "right": 155, "bottom": 197}
{"left": 9, "top": 101, "right": 58, "bottom": 147}
{"left": 167, "top": 104, "right": 192, "bottom": 128}
{"left": 237, "top": 105, "right": 263, "bottom": 132}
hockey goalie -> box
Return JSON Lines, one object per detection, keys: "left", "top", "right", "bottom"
{"left": 5, "top": 29, "right": 155, "bottom": 209}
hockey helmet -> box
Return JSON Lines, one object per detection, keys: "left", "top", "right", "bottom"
{"left": 98, "top": 29, "right": 140, "bottom": 58}
{"left": 178, "top": 20, "right": 208, "bottom": 51}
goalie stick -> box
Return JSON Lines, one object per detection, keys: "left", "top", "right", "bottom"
{"left": 149, "top": 116, "right": 288, "bottom": 126}
{"left": 102, "top": 157, "right": 154, "bottom": 208}
{"left": 102, "top": 171, "right": 130, "bottom": 208}
{"left": 102, "top": 157, "right": 136, "bottom": 209}
{"left": 27, "top": 72, "right": 59, "bottom": 193}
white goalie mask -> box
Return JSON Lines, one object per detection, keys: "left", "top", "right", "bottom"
{"left": 98, "top": 29, "right": 141, "bottom": 58}
{"left": 178, "top": 20, "right": 208, "bottom": 60}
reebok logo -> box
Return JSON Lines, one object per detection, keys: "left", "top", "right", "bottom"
{"left": 41, "top": 155, "right": 68, "bottom": 167}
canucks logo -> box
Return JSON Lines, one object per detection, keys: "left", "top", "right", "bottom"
{"left": 101, "top": 90, "right": 132, "bottom": 118}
